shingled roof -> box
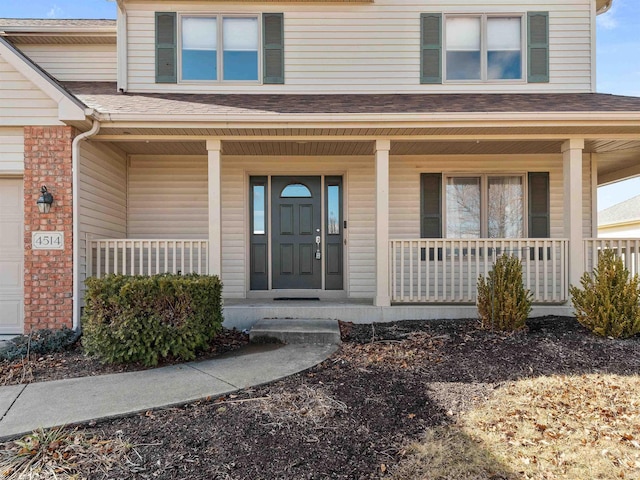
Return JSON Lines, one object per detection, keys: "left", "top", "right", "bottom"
{"left": 0, "top": 19, "right": 116, "bottom": 29}
{"left": 64, "top": 82, "right": 640, "bottom": 117}
{"left": 599, "top": 194, "right": 640, "bottom": 226}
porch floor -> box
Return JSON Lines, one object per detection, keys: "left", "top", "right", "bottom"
{"left": 222, "top": 298, "right": 572, "bottom": 330}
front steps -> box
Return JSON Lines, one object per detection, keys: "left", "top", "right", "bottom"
{"left": 249, "top": 318, "right": 341, "bottom": 345}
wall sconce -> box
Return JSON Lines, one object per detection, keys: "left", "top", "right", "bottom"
{"left": 37, "top": 185, "right": 54, "bottom": 214}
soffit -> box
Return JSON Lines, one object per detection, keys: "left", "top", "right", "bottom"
{"left": 0, "top": 19, "right": 116, "bottom": 45}
{"left": 109, "top": 140, "right": 568, "bottom": 156}
{"left": 5, "top": 35, "right": 117, "bottom": 45}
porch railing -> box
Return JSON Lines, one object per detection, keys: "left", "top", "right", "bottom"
{"left": 88, "top": 238, "right": 209, "bottom": 277}
{"left": 584, "top": 238, "right": 640, "bottom": 276}
{"left": 390, "top": 238, "right": 569, "bottom": 304}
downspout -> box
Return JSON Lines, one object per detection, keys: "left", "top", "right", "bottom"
{"left": 116, "top": 0, "right": 128, "bottom": 92}
{"left": 72, "top": 119, "right": 101, "bottom": 332}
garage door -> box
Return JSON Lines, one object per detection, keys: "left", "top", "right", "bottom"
{"left": 0, "top": 178, "right": 23, "bottom": 334}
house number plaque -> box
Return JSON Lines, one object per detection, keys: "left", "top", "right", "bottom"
{"left": 32, "top": 231, "right": 65, "bottom": 250}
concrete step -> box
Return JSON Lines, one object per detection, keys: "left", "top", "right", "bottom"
{"left": 249, "top": 318, "right": 341, "bottom": 345}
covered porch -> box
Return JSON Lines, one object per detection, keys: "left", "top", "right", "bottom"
{"left": 79, "top": 132, "right": 640, "bottom": 325}
{"left": 63, "top": 86, "right": 640, "bottom": 325}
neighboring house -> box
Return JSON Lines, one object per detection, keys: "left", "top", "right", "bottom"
{"left": 2, "top": 0, "right": 640, "bottom": 336}
{"left": 598, "top": 194, "right": 640, "bottom": 238}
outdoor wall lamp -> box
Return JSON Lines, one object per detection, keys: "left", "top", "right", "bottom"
{"left": 37, "top": 185, "right": 54, "bottom": 214}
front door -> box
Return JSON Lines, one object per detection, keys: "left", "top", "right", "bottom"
{"left": 271, "top": 176, "right": 322, "bottom": 289}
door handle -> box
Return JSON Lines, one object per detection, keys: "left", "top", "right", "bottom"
{"left": 315, "top": 229, "right": 321, "bottom": 260}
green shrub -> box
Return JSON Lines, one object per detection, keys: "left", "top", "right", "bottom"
{"left": 570, "top": 249, "right": 640, "bottom": 338}
{"left": 477, "top": 254, "right": 532, "bottom": 332}
{"left": 0, "top": 328, "right": 77, "bottom": 362}
{"left": 82, "top": 273, "right": 223, "bottom": 366}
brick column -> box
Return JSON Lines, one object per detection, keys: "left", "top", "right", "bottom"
{"left": 23, "top": 126, "right": 75, "bottom": 331}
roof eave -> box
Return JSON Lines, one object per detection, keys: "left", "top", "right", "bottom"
{"left": 596, "top": 0, "right": 614, "bottom": 15}
{"left": 0, "top": 36, "right": 91, "bottom": 121}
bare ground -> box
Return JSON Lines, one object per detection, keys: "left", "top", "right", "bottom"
{"left": 7, "top": 316, "right": 634, "bottom": 479}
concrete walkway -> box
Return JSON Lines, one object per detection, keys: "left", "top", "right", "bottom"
{"left": 0, "top": 343, "right": 337, "bottom": 440}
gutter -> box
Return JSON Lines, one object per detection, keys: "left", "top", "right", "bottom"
{"left": 72, "top": 119, "right": 101, "bottom": 332}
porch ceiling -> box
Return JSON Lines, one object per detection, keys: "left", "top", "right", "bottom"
{"left": 108, "top": 139, "right": 640, "bottom": 157}
{"left": 112, "top": 140, "right": 570, "bottom": 156}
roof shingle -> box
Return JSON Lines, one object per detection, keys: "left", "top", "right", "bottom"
{"left": 64, "top": 82, "right": 640, "bottom": 117}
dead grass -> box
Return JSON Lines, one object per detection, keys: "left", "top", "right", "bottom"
{"left": 255, "top": 384, "right": 348, "bottom": 429}
{"left": 390, "top": 426, "right": 514, "bottom": 479}
{"left": 395, "top": 374, "right": 640, "bottom": 479}
{"left": 0, "top": 427, "right": 140, "bottom": 480}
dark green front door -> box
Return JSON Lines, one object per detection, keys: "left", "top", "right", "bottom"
{"left": 271, "top": 176, "right": 322, "bottom": 289}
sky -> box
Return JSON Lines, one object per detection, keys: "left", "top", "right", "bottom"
{"left": 0, "top": 0, "right": 639, "bottom": 211}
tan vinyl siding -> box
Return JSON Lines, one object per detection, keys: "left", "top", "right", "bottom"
{"left": 19, "top": 44, "right": 117, "bottom": 82}
{"left": 0, "top": 128, "right": 24, "bottom": 173}
{"left": 0, "top": 53, "right": 61, "bottom": 126}
{"left": 125, "top": 0, "right": 593, "bottom": 94}
{"left": 78, "top": 142, "right": 127, "bottom": 301}
{"left": 127, "top": 155, "right": 209, "bottom": 239}
{"left": 389, "top": 154, "right": 590, "bottom": 240}
{"left": 122, "top": 153, "right": 593, "bottom": 299}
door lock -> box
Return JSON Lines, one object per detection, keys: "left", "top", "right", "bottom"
{"left": 315, "top": 230, "right": 321, "bottom": 260}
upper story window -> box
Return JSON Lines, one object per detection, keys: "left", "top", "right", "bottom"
{"left": 445, "top": 15, "right": 523, "bottom": 82}
{"left": 155, "top": 12, "right": 284, "bottom": 85}
{"left": 420, "top": 12, "right": 549, "bottom": 85}
{"left": 181, "top": 16, "right": 259, "bottom": 82}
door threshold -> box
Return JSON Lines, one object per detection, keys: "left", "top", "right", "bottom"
{"left": 274, "top": 297, "right": 320, "bottom": 301}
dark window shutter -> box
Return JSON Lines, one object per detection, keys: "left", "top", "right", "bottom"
{"left": 420, "top": 13, "right": 442, "bottom": 84}
{"left": 156, "top": 12, "right": 177, "bottom": 83}
{"left": 527, "top": 12, "right": 549, "bottom": 83}
{"left": 421, "top": 173, "right": 442, "bottom": 238}
{"left": 528, "top": 172, "right": 550, "bottom": 238}
{"left": 263, "top": 13, "right": 284, "bottom": 84}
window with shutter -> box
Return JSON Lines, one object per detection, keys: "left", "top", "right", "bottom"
{"left": 155, "top": 12, "right": 177, "bottom": 83}
{"left": 163, "top": 13, "right": 282, "bottom": 84}
{"left": 421, "top": 173, "right": 548, "bottom": 239}
{"left": 527, "top": 12, "right": 549, "bottom": 83}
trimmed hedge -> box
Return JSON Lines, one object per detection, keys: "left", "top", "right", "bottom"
{"left": 570, "top": 249, "right": 640, "bottom": 339}
{"left": 477, "top": 254, "right": 532, "bottom": 332}
{"left": 82, "top": 274, "right": 223, "bottom": 366}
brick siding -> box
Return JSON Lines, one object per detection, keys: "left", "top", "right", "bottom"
{"left": 23, "top": 126, "right": 75, "bottom": 331}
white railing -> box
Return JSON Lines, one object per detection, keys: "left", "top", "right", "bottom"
{"left": 88, "top": 238, "right": 209, "bottom": 277}
{"left": 390, "top": 238, "right": 569, "bottom": 304}
{"left": 584, "top": 238, "right": 640, "bottom": 276}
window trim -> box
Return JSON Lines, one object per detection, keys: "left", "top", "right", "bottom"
{"left": 178, "top": 13, "right": 262, "bottom": 85}
{"left": 443, "top": 13, "right": 526, "bottom": 84}
{"left": 443, "top": 173, "right": 528, "bottom": 238}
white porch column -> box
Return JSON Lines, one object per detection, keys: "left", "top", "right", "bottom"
{"left": 375, "top": 139, "right": 391, "bottom": 307}
{"left": 207, "top": 139, "right": 222, "bottom": 277}
{"left": 562, "top": 138, "right": 585, "bottom": 290}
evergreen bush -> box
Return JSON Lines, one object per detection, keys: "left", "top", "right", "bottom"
{"left": 477, "top": 254, "right": 532, "bottom": 332}
{"left": 82, "top": 273, "right": 223, "bottom": 366}
{"left": 570, "top": 249, "right": 640, "bottom": 338}
{"left": 0, "top": 328, "right": 77, "bottom": 362}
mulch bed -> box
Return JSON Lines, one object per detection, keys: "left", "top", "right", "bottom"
{"left": 0, "top": 328, "right": 249, "bottom": 386}
{"left": 2, "top": 317, "right": 639, "bottom": 479}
